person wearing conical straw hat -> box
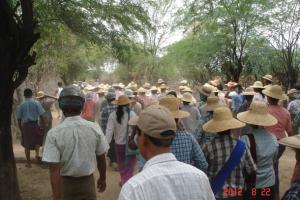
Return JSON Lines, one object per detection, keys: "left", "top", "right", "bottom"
{"left": 250, "top": 81, "right": 266, "bottom": 102}
{"left": 238, "top": 101, "right": 278, "bottom": 199}
{"left": 180, "top": 79, "right": 188, "bottom": 86}
{"left": 125, "top": 89, "right": 142, "bottom": 116}
{"left": 239, "top": 87, "right": 255, "bottom": 112}
{"left": 157, "top": 78, "right": 165, "bottom": 87}
{"left": 106, "top": 95, "right": 137, "bottom": 186}
{"left": 149, "top": 86, "right": 159, "bottom": 103}
{"left": 158, "top": 83, "right": 168, "bottom": 100}
{"left": 279, "top": 134, "right": 300, "bottom": 199}
{"left": 262, "top": 84, "right": 292, "bottom": 200}
{"left": 179, "top": 92, "right": 201, "bottom": 134}
{"left": 100, "top": 92, "right": 118, "bottom": 170}
{"left": 202, "top": 107, "right": 256, "bottom": 199}
{"left": 138, "top": 87, "right": 150, "bottom": 107}
{"left": 262, "top": 74, "right": 273, "bottom": 88}
{"left": 194, "top": 95, "right": 224, "bottom": 145}
{"left": 197, "top": 84, "right": 213, "bottom": 116}
{"left": 159, "top": 96, "right": 208, "bottom": 171}
{"left": 287, "top": 83, "right": 300, "bottom": 135}
{"left": 36, "top": 91, "right": 57, "bottom": 146}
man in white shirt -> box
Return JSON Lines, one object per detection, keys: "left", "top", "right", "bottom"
{"left": 118, "top": 105, "right": 215, "bottom": 200}
{"left": 43, "top": 86, "right": 109, "bottom": 200}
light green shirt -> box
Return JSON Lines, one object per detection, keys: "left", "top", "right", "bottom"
{"left": 42, "top": 116, "right": 109, "bottom": 177}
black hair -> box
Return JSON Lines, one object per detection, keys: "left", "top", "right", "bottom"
{"left": 253, "top": 88, "right": 265, "bottom": 97}
{"left": 24, "top": 88, "right": 33, "bottom": 98}
{"left": 217, "top": 84, "right": 223, "bottom": 91}
{"left": 59, "top": 96, "right": 84, "bottom": 112}
{"left": 58, "top": 82, "right": 63, "bottom": 87}
{"left": 116, "top": 105, "right": 129, "bottom": 124}
{"left": 267, "top": 96, "right": 279, "bottom": 105}
{"left": 295, "top": 83, "right": 300, "bottom": 90}
{"left": 145, "top": 132, "right": 175, "bottom": 147}
{"left": 183, "top": 101, "right": 190, "bottom": 105}
{"left": 167, "top": 91, "right": 177, "bottom": 97}
{"left": 245, "top": 95, "right": 254, "bottom": 102}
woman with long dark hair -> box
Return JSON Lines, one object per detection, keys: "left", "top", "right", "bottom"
{"left": 106, "top": 95, "right": 136, "bottom": 186}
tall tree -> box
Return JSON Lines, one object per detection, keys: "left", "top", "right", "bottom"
{"left": 0, "top": 0, "right": 149, "bottom": 198}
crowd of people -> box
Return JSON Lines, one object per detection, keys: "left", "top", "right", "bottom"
{"left": 15, "top": 75, "right": 300, "bottom": 200}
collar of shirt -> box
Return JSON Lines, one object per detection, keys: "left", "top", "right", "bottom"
{"left": 143, "top": 153, "right": 177, "bottom": 170}
{"left": 63, "top": 115, "right": 82, "bottom": 123}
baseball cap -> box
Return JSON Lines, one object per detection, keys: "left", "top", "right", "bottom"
{"left": 137, "top": 105, "right": 176, "bottom": 139}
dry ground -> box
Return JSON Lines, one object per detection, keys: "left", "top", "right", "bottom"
{"left": 14, "top": 111, "right": 297, "bottom": 200}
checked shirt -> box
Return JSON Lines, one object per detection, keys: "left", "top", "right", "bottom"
{"left": 202, "top": 134, "right": 256, "bottom": 199}
{"left": 171, "top": 130, "right": 208, "bottom": 172}
{"left": 100, "top": 102, "right": 117, "bottom": 134}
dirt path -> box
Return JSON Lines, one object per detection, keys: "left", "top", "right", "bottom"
{"left": 14, "top": 110, "right": 296, "bottom": 199}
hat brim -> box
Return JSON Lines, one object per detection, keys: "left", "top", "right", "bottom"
{"left": 180, "top": 97, "right": 193, "bottom": 103}
{"left": 241, "top": 92, "right": 255, "bottom": 96}
{"left": 36, "top": 95, "right": 45, "bottom": 99}
{"left": 237, "top": 112, "right": 277, "bottom": 127}
{"left": 112, "top": 99, "right": 133, "bottom": 105}
{"left": 197, "top": 87, "right": 211, "bottom": 96}
{"left": 251, "top": 86, "right": 265, "bottom": 89}
{"left": 262, "top": 76, "right": 273, "bottom": 82}
{"left": 262, "top": 90, "right": 286, "bottom": 100}
{"left": 171, "top": 110, "right": 190, "bottom": 119}
{"left": 129, "top": 116, "right": 139, "bottom": 126}
{"left": 204, "top": 104, "right": 224, "bottom": 112}
{"left": 278, "top": 135, "right": 300, "bottom": 149}
{"left": 203, "top": 118, "right": 245, "bottom": 133}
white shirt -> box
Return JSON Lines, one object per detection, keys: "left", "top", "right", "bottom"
{"left": 42, "top": 116, "right": 109, "bottom": 177}
{"left": 106, "top": 108, "right": 136, "bottom": 145}
{"left": 253, "top": 93, "right": 266, "bottom": 102}
{"left": 119, "top": 153, "right": 215, "bottom": 200}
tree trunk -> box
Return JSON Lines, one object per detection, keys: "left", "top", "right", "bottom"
{"left": 0, "top": 76, "right": 21, "bottom": 200}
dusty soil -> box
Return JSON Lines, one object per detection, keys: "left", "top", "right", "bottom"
{"left": 14, "top": 110, "right": 297, "bottom": 199}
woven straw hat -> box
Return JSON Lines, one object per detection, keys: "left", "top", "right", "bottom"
{"left": 237, "top": 101, "right": 277, "bottom": 126}
{"left": 262, "top": 85, "right": 287, "bottom": 100}
{"left": 125, "top": 89, "right": 135, "bottom": 98}
{"left": 197, "top": 85, "right": 213, "bottom": 96}
{"left": 203, "top": 107, "right": 245, "bottom": 133}
{"left": 262, "top": 74, "right": 273, "bottom": 82}
{"left": 241, "top": 87, "right": 255, "bottom": 96}
{"left": 160, "top": 84, "right": 167, "bottom": 89}
{"left": 180, "top": 80, "right": 188, "bottom": 85}
{"left": 128, "top": 116, "right": 139, "bottom": 126}
{"left": 138, "top": 87, "right": 147, "bottom": 93}
{"left": 182, "top": 87, "right": 193, "bottom": 93}
{"left": 159, "top": 96, "right": 190, "bottom": 119}
{"left": 97, "top": 88, "right": 106, "bottom": 94}
{"left": 143, "top": 83, "right": 151, "bottom": 89}
{"left": 209, "top": 79, "right": 221, "bottom": 87}
{"left": 36, "top": 91, "right": 45, "bottom": 99}
{"left": 180, "top": 92, "right": 194, "bottom": 103}
{"left": 85, "top": 85, "right": 96, "bottom": 91}
{"left": 288, "top": 89, "right": 300, "bottom": 96}
{"left": 112, "top": 95, "right": 132, "bottom": 105}
{"left": 204, "top": 95, "right": 224, "bottom": 111}
{"left": 279, "top": 134, "right": 300, "bottom": 149}
{"left": 251, "top": 81, "right": 265, "bottom": 89}
{"left": 157, "top": 79, "right": 165, "bottom": 84}
{"left": 150, "top": 86, "right": 158, "bottom": 91}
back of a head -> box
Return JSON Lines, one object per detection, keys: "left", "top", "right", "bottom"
{"left": 58, "top": 85, "right": 85, "bottom": 113}
{"left": 58, "top": 82, "right": 63, "bottom": 87}
{"left": 24, "top": 88, "right": 33, "bottom": 98}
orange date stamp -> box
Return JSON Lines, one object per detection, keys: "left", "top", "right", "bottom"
{"left": 223, "top": 187, "right": 272, "bottom": 197}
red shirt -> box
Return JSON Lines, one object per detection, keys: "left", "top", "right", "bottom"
{"left": 265, "top": 105, "right": 292, "bottom": 139}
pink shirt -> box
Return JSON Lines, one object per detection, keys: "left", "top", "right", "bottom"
{"left": 138, "top": 95, "right": 150, "bottom": 107}
{"left": 265, "top": 105, "right": 292, "bottom": 139}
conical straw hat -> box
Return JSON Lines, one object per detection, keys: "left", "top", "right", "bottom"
{"left": 182, "top": 87, "right": 193, "bottom": 93}
{"left": 204, "top": 95, "right": 224, "bottom": 111}
{"left": 278, "top": 134, "right": 300, "bottom": 149}
{"left": 150, "top": 86, "right": 158, "bottom": 91}
{"left": 241, "top": 87, "right": 255, "bottom": 96}
{"left": 36, "top": 91, "right": 45, "bottom": 99}
{"left": 203, "top": 107, "right": 245, "bottom": 133}
{"left": 237, "top": 101, "right": 277, "bottom": 126}
{"left": 112, "top": 95, "right": 132, "bottom": 105}
{"left": 251, "top": 81, "right": 265, "bottom": 89}
{"left": 262, "top": 74, "right": 273, "bottom": 82}
{"left": 180, "top": 92, "right": 194, "bottom": 103}
{"left": 197, "top": 85, "right": 213, "bottom": 96}
{"left": 138, "top": 87, "right": 147, "bottom": 93}
{"left": 262, "top": 85, "right": 287, "bottom": 100}
{"left": 159, "top": 96, "right": 190, "bottom": 119}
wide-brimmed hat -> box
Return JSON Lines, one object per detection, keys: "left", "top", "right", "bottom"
{"left": 97, "top": 88, "right": 106, "bottom": 94}
{"left": 125, "top": 89, "right": 135, "bottom": 98}
{"left": 204, "top": 95, "right": 224, "bottom": 111}
{"left": 180, "top": 92, "right": 194, "bottom": 103}
{"left": 262, "top": 74, "right": 273, "bottom": 82}
{"left": 128, "top": 116, "right": 139, "bottom": 126}
{"left": 209, "top": 79, "right": 221, "bottom": 87}
{"left": 36, "top": 91, "right": 45, "bottom": 99}
{"left": 143, "top": 83, "right": 151, "bottom": 89}
{"left": 197, "top": 85, "right": 213, "bottom": 96}
{"left": 85, "top": 85, "right": 96, "bottom": 91}
{"left": 150, "top": 86, "right": 158, "bottom": 91}
{"left": 160, "top": 84, "right": 167, "bottom": 89}
{"left": 288, "top": 89, "right": 300, "bottom": 96}
{"left": 225, "top": 81, "right": 238, "bottom": 88}
{"left": 241, "top": 87, "right": 255, "bottom": 96}
{"left": 278, "top": 135, "right": 300, "bottom": 149}
{"left": 251, "top": 81, "right": 265, "bottom": 89}
{"left": 157, "top": 79, "right": 165, "bottom": 84}
{"left": 180, "top": 80, "right": 188, "bottom": 85}
{"left": 203, "top": 107, "right": 245, "bottom": 133}
{"left": 182, "top": 87, "right": 193, "bottom": 93}
{"left": 137, "top": 87, "right": 147, "bottom": 93}
{"left": 262, "top": 85, "right": 287, "bottom": 100}
{"left": 112, "top": 95, "right": 132, "bottom": 105}
{"left": 159, "top": 96, "right": 190, "bottom": 119}
{"left": 237, "top": 101, "right": 277, "bottom": 126}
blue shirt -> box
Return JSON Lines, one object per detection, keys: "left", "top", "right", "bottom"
{"left": 16, "top": 98, "right": 45, "bottom": 123}
{"left": 241, "top": 128, "right": 278, "bottom": 188}
{"left": 171, "top": 130, "right": 208, "bottom": 172}
{"left": 282, "top": 179, "right": 300, "bottom": 200}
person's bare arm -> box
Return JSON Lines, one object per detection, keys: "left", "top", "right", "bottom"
{"left": 49, "top": 163, "right": 61, "bottom": 200}
{"left": 96, "top": 154, "right": 107, "bottom": 193}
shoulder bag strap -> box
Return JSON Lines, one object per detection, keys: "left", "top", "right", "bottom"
{"left": 211, "top": 139, "right": 246, "bottom": 194}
